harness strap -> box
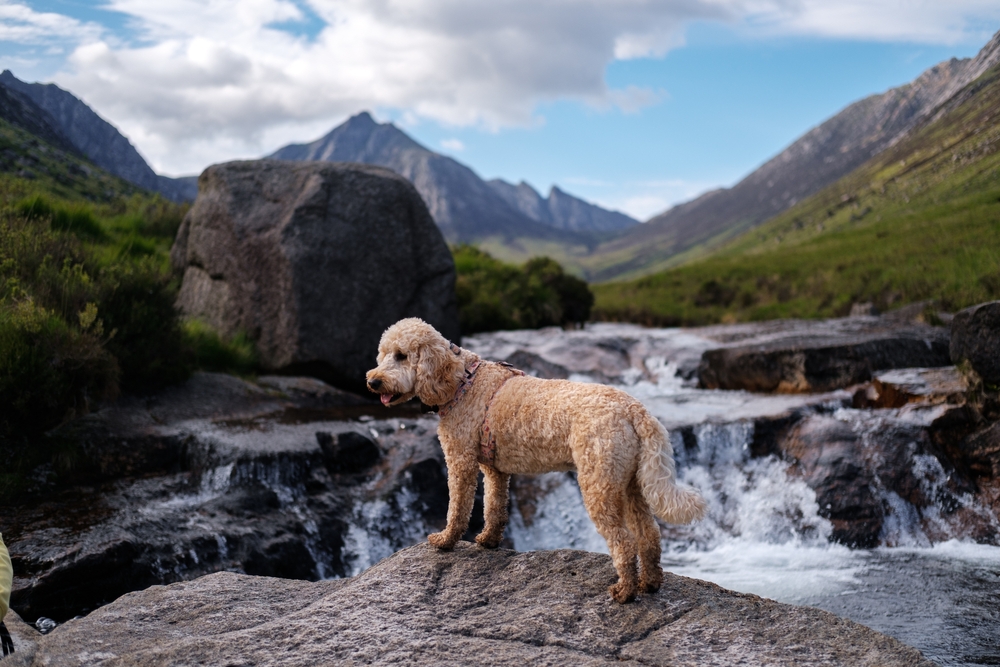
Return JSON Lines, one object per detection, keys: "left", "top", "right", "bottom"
{"left": 438, "top": 358, "right": 480, "bottom": 418}
{"left": 479, "top": 363, "right": 525, "bottom": 467}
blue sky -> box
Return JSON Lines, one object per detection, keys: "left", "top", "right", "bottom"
{"left": 0, "top": 1, "right": 997, "bottom": 219}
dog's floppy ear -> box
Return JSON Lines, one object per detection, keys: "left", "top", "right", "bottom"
{"left": 414, "top": 337, "right": 465, "bottom": 406}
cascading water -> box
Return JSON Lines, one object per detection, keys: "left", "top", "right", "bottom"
{"left": 341, "top": 485, "right": 433, "bottom": 576}
{"left": 498, "top": 363, "right": 1000, "bottom": 667}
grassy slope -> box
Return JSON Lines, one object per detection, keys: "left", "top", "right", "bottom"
{"left": 0, "top": 118, "right": 189, "bottom": 266}
{"left": 0, "top": 119, "right": 141, "bottom": 202}
{"left": 592, "top": 64, "right": 1000, "bottom": 326}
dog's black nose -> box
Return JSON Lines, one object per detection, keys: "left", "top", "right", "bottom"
{"left": 368, "top": 378, "right": 382, "bottom": 391}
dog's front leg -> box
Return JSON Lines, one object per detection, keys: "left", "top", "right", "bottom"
{"left": 476, "top": 465, "right": 510, "bottom": 548}
{"left": 427, "top": 448, "right": 478, "bottom": 550}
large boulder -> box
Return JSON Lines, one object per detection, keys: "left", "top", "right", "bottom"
{"left": 950, "top": 301, "right": 1000, "bottom": 386}
{"left": 171, "top": 159, "right": 460, "bottom": 391}
{"left": 3, "top": 543, "right": 932, "bottom": 666}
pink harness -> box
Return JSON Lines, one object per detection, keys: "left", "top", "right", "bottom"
{"left": 438, "top": 344, "right": 524, "bottom": 467}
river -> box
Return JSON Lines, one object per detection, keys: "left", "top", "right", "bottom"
{"left": 467, "top": 325, "right": 1000, "bottom": 667}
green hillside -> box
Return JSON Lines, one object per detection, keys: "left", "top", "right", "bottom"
{"left": 593, "top": 63, "right": 1000, "bottom": 325}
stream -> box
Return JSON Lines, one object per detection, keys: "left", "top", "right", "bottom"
{"left": 8, "top": 323, "right": 999, "bottom": 665}
{"left": 350, "top": 325, "right": 1000, "bottom": 666}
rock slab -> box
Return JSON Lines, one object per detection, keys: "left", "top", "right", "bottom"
{"left": 4, "top": 372, "right": 449, "bottom": 623}
{"left": 950, "top": 300, "right": 1000, "bottom": 386}
{"left": 5, "top": 543, "right": 931, "bottom": 667}
{"left": 171, "top": 159, "right": 460, "bottom": 391}
{"left": 698, "top": 320, "right": 950, "bottom": 393}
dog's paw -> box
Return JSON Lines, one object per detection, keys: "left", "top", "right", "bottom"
{"left": 641, "top": 568, "right": 663, "bottom": 594}
{"left": 608, "top": 581, "right": 638, "bottom": 604}
{"left": 474, "top": 532, "right": 502, "bottom": 549}
{"left": 427, "top": 532, "right": 458, "bottom": 550}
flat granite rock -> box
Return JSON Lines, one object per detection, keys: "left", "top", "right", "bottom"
{"left": 7, "top": 543, "right": 932, "bottom": 667}
{"left": 697, "top": 319, "right": 950, "bottom": 393}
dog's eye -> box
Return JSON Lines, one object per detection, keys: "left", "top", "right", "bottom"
{"left": 394, "top": 352, "right": 407, "bottom": 361}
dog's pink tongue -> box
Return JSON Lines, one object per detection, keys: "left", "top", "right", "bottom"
{"left": 380, "top": 393, "right": 392, "bottom": 406}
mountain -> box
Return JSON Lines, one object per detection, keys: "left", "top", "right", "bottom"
{"left": 486, "top": 179, "right": 637, "bottom": 233}
{"left": 0, "top": 100, "right": 143, "bottom": 204}
{"left": 0, "top": 70, "right": 197, "bottom": 202}
{"left": 0, "top": 82, "right": 81, "bottom": 159}
{"left": 592, "top": 53, "right": 1000, "bottom": 324}
{"left": 585, "top": 29, "right": 1000, "bottom": 282}
{"left": 268, "top": 113, "right": 632, "bottom": 265}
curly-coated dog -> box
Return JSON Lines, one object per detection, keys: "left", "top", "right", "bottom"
{"left": 366, "top": 318, "right": 706, "bottom": 603}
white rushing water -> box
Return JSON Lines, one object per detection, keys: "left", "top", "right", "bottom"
{"left": 500, "top": 364, "right": 1000, "bottom": 667}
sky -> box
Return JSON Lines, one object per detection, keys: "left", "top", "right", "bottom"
{"left": 1, "top": 1, "right": 999, "bottom": 220}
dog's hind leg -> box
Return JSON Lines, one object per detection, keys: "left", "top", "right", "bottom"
{"left": 476, "top": 465, "right": 510, "bottom": 548}
{"left": 578, "top": 467, "right": 639, "bottom": 604}
{"left": 625, "top": 476, "right": 663, "bottom": 594}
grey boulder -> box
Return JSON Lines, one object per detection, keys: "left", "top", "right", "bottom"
{"left": 171, "top": 159, "right": 460, "bottom": 390}
{"left": 950, "top": 300, "right": 1000, "bottom": 386}
{"left": 4, "top": 543, "right": 932, "bottom": 667}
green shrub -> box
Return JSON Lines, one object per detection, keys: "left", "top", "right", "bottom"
{"left": 453, "top": 245, "right": 594, "bottom": 334}
{"left": 0, "top": 206, "right": 188, "bottom": 437}
{"left": 182, "top": 319, "right": 259, "bottom": 377}
{"left": 0, "top": 299, "right": 119, "bottom": 438}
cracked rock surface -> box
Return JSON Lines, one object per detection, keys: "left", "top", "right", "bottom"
{"left": 4, "top": 543, "right": 932, "bottom": 667}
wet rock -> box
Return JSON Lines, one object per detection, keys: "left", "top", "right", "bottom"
{"left": 856, "top": 367, "right": 969, "bottom": 409}
{"left": 465, "top": 326, "right": 646, "bottom": 384}
{"left": 171, "top": 159, "right": 460, "bottom": 392}
{"left": 8, "top": 543, "right": 933, "bottom": 667}
{"left": 950, "top": 300, "right": 1000, "bottom": 386}
{"left": 781, "top": 417, "right": 882, "bottom": 547}
{"left": 257, "top": 375, "right": 372, "bottom": 409}
{"left": 930, "top": 407, "right": 1000, "bottom": 489}
{"left": 4, "top": 372, "right": 448, "bottom": 623}
{"left": 316, "top": 431, "right": 381, "bottom": 475}
{"left": 698, "top": 321, "right": 950, "bottom": 393}
{"left": 960, "top": 422, "right": 1000, "bottom": 479}
{"left": 780, "top": 411, "right": 999, "bottom": 548}
{"left": 501, "top": 349, "right": 569, "bottom": 379}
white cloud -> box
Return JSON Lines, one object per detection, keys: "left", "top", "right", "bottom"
{"left": 440, "top": 138, "right": 464, "bottom": 152}
{"left": 5, "top": 0, "right": 997, "bottom": 174}
{"left": 43, "top": 0, "right": 730, "bottom": 173}
{"left": 0, "top": 1, "right": 102, "bottom": 44}
{"left": 743, "top": 0, "right": 1000, "bottom": 44}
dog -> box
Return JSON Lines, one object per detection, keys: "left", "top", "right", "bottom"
{"left": 366, "top": 318, "right": 706, "bottom": 603}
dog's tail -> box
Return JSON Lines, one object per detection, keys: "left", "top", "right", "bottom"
{"left": 632, "top": 406, "right": 707, "bottom": 524}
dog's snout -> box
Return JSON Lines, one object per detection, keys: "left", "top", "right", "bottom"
{"left": 368, "top": 377, "right": 383, "bottom": 391}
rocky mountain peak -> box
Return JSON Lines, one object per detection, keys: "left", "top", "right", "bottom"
{"left": 0, "top": 69, "right": 197, "bottom": 201}
{"left": 270, "top": 113, "right": 632, "bottom": 248}
{"left": 271, "top": 110, "right": 424, "bottom": 164}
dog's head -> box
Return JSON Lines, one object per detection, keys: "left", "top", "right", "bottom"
{"left": 366, "top": 318, "right": 466, "bottom": 407}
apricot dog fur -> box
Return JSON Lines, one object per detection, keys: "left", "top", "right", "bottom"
{"left": 366, "top": 318, "right": 706, "bottom": 603}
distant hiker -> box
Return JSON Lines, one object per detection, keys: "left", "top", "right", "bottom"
{"left": 1, "top": 532, "right": 13, "bottom": 657}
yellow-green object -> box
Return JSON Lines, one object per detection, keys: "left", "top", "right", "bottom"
{"left": 0, "top": 532, "right": 11, "bottom": 621}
